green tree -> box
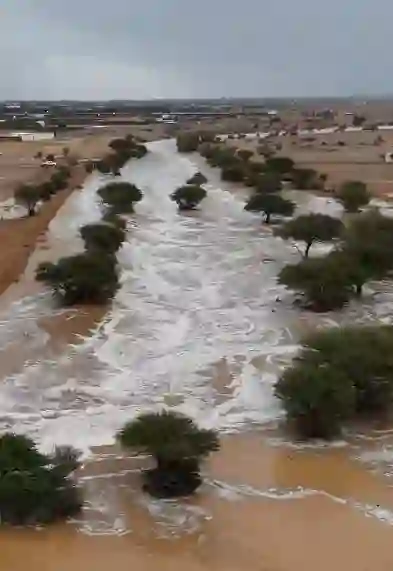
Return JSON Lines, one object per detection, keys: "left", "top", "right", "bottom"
{"left": 117, "top": 411, "right": 219, "bottom": 497}
{"left": 291, "top": 168, "right": 323, "bottom": 190}
{"left": 171, "top": 184, "right": 207, "bottom": 210}
{"left": 337, "top": 210, "right": 393, "bottom": 294}
{"left": 278, "top": 255, "right": 353, "bottom": 311}
{"left": 176, "top": 133, "right": 200, "bottom": 153}
{"left": 275, "top": 214, "right": 343, "bottom": 258}
{"left": 237, "top": 149, "right": 254, "bottom": 162}
{"left": 14, "top": 184, "right": 41, "bottom": 216}
{"left": 0, "top": 433, "right": 81, "bottom": 525}
{"left": 254, "top": 171, "right": 282, "bottom": 194}
{"left": 221, "top": 164, "right": 246, "bottom": 182}
{"left": 336, "top": 180, "right": 370, "bottom": 213}
{"left": 98, "top": 182, "right": 143, "bottom": 214}
{"left": 265, "top": 156, "right": 294, "bottom": 174}
{"left": 36, "top": 252, "right": 119, "bottom": 306}
{"left": 187, "top": 172, "right": 207, "bottom": 185}
{"left": 245, "top": 193, "right": 295, "bottom": 223}
{"left": 38, "top": 181, "right": 57, "bottom": 202}
{"left": 275, "top": 325, "right": 393, "bottom": 438}
{"left": 300, "top": 326, "right": 393, "bottom": 416}
{"left": 275, "top": 359, "right": 355, "bottom": 439}
{"left": 80, "top": 222, "right": 126, "bottom": 254}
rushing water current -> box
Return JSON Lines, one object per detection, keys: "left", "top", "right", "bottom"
{"left": 1, "top": 140, "right": 393, "bottom": 570}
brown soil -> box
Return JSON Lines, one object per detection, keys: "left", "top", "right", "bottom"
{"left": 0, "top": 165, "right": 87, "bottom": 296}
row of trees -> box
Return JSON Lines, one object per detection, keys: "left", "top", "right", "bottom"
{"left": 14, "top": 166, "right": 72, "bottom": 216}
{"left": 275, "top": 325, "right": 393, "bottom": 439}
{"left": 36, "top": 181, "right": 143, "bottom": 305}
{"left": 0, "top": 411, "right": 219, "bottom": 525}
{"left": 86, "top": 135, "right": 148, "bottom": 176}
{"left": 36, "top": 134, "right": 147, "bottom": 305}
{"left": 277, "top": 209, "right": 393, "bottom": 311}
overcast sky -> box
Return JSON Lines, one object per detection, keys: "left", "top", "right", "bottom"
{"left": 1, "top": 0, "right": 391, "bottom": 100}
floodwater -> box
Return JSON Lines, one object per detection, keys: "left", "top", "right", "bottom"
{"left": 1, "top": 140, "right": 393, "bottom": 570}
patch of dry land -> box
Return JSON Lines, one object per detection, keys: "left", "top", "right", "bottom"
{"left": 221, "top": 129, "right": 393, "bottom": 196}
{"left": 0, "top": 124, "right": 165, "bottom": 297}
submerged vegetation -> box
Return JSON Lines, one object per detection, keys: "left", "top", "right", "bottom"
{"left": 0, "top": 434, "right": 81, "bottom": 525}
{"left": 118, "top": 411, "right": 219, "bottom": 497}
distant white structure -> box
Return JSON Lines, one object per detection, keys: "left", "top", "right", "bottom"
{"left": 384, "top": 152, "right": 393, "bottom": 163}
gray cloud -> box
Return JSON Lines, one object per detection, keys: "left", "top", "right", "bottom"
{"left": 1, "top": 0, "right": 392, "bottom": 99}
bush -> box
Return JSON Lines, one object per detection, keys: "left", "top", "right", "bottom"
{"left": 221, "top": 164, "right": 246, "bottom": 182}
{"left": 237, "top": 149, "right": 254, "bottom": 162}
{"left": 117, "top": 411, "right": 219, "bottom": 497}
{"left": 187, "top": 172, "right": 207, "bottom": 185}
{"left": 275, "top": 359, "right": 355, "bottom": 439}
{"left": 340, "top": 209, "right": 393, "bottom": 288}
{"left": 176, "top": 133, "right": 200, "bottom": 153}
{"left": 275, "top": 213, "right": 343, "bottom": 258}
{"left": 291, "top": 168, "right": 322, "bottom": 190}
{"left": 275, "top": 326, "right": 393, "bottom": 439}
{"left": 278, "top": 255, "right": 354, "bottom": 311}
{"left": 98, "top": 182, "right": 143, "bottom": 214}
{"left": 336, "top": 180, "right": 370, "bottom": 213}
{"left": 101, "top": 212, "right": 127, "bottom": 230}
{"left": 85, "top": 161, "right": 94, "bottom": 174}
{"left": 96, "top": 159, "right": 111, "bottom": 175}
{"left": 245, "top": 193, "right": 295, "bottom": 223}
{"left": 265, "top": 156, "right": 294, "bottom": 174}
{"left": 38, "top": 181, "right": 57, "bottom": 201}
{"left": 80, "top": 222, "right": 126, "bottom": 254}
{"left": 36, "top": 252, "right": 119, "bottom": 306}
{"left": 170, "top": 184, "right": 207, "bottom": 210}
{"left": 14, "top": 184, "right": 41, "bottom": 216}
{"left": 254, "top": 171, "right": 282, "bottom": 194}
{"left": 50, "top": 171, "right": 69, "bottom": 191}
{"left": 0, "top": 433, "right": 81, "bottom": 525}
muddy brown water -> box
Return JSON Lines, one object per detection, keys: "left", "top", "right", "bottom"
{"left": 1, "top": 140, "right": 393, "bottom": 570}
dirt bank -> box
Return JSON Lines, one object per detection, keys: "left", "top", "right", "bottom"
{"left": 0, "top": 165, "right": 89, "bottom": 296}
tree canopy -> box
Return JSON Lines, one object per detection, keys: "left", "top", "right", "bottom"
{"left": 176, "top": 133, "right": 200, "bottom": 153}
{"left": 0, "top": 433, "right": 81, "bottom": 525}
{"left": 80, "top": 222, "right": 126, "bottom": 254}
{"left": 14, "top": 184, "right": 41, "bottom": 216}
{"left": 118, "top": 411, "right": 219, "bottom": 497}
{"left": 187, "top": 172, "right": 207, "bottom": 185}
{"left": 98, "top": 182, "right": 143, "bottom": 214}
{"left": 275, "top": 213, "right": 343, "bottom": 257}
{"left": 245, "top": 193, "right": 295, "bottom": 223}
{"left": 336, "top": 180, "right": 370, "bottom": 213}
{"left": 36, "top": 252, "right": 119, "bottom": 306}
{"left": 171, "top": 184, "right": 207, "bottom": 210}
{"left": 275, "top": 325, "right": 393, "bottom": 438}
{"left": 278, "top": 255, "right": 354, "bottom": 311}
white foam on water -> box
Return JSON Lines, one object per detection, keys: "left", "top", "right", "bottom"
{"left": 2, "top": 139, "right": 393, "bottom": 459}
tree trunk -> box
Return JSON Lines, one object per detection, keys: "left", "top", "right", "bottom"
{"left": 355, "top": 283, "right": 363, "bottom": 296}
{"left": 28, "top": 206, "right": 35, "bottom": 217}
{"left": 265, "top": 212, "right": 271, "bottom": 224}
{"left": 304, "top": 242, "right": 312, "bottom": 258}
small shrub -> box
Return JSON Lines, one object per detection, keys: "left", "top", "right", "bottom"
{"left": 245, "top": 193, "right": 295, "bottom": 223}
{"left": 0, "top": 433, "right": 82, "bottom": 525}
{"left": 187, "top": 172, "right": 207, "bottom": 185}
{"left": 80, "top": 222, "right": 126, "bottom": 254}
{"left": 36, "top": 252, "right": 119, "bottom": 305}
{"left": 14, "top": 184, "right": 41, "bottom": 216}
{"left": 98, "top": 182, "right": 143, "bottom": 214}
{"left": 170, "top": 185, "right": 207, "bottom": 210}
{"left": 117, "top": 411, "right": 219, "bottom": 497}
{"left": 336, "top": 180, "right": 370, "bottom": 213}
